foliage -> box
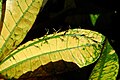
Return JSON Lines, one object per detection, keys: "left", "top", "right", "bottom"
{"left": 0, "top": 0, "right": 119, "bottom": 80}
{"left": 90, "top": 14, "right": 100, "bottom": 26}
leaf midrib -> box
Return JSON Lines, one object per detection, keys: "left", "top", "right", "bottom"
{"left": 0, "top": 43, "right": 97, "bottom": 73}
{"left": 1, "top": 33, "right": 102, "bottom": 64}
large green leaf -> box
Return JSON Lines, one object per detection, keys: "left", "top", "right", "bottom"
{"left": 0, "top": 29, "right": 105, "bottom": 79}
{"left": 0, "top": 0, "right": 43, "bottom": 62}
{"left": 89, "top": 39, "right": 119, "bottom": 80}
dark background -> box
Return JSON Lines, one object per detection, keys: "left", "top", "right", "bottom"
{"left": 20, "top": 0, "right": 119, "bottom": 79}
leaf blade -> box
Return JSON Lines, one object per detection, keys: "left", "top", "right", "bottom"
{"left": 0, "top": 29, "right": 105, "bottom": 79}
{"left": 0, "top": 0, "right": 6, "bottom": 34}
{"left": 90, "top": 14, "right": 99, "bottom": 26}
{"left": 89, "top": 39, "right": 119, "bottom": 80}
{"left": 0, "top": 0, "right": 43, "bottom": 61}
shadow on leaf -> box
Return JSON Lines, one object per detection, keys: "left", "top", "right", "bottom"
{"left": 17, "top": 60, "right": 95, "bottom": 80}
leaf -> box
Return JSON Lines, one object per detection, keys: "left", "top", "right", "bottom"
{"left": 0, "top": 29, "right": 105, "bottom": 79}
{"left": 0, "top": 0, "right": 43, "bottom": 62}
{"left": 41, "top": 0, "right": 48, "bottom": 10}
{"left": 0, "top": 0, "right": 2, "bottom": 13}
{"left": 0, "top": 0, "right": 6, "bottom": 34}
{"left": 90, "top": 14, "right": 99, "bottom": 26}
{"left": 89, "top": 39, "right": 119, "bottom": 80}
{"left": 0, "top": 0, "right": 2, "bottom": 33}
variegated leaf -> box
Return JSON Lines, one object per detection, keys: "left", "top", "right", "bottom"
{"left": 0, "top": 29, "right": 105, "bottom": 79}
{"left": 0, "top": 0, "right": 43, "bottom": 61}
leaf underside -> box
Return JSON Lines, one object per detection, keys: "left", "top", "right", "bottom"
{"left": 0, "top": 29, "right": 105, "bottom": 79}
